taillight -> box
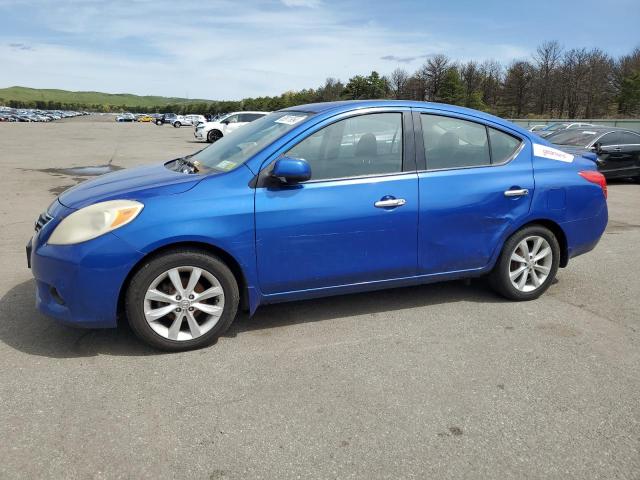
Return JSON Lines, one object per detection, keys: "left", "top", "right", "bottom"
{"left": 579, "top": 171, "right": 607, "bottom": 199}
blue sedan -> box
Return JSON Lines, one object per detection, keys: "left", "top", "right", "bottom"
{"left": 28, "top": 101, "right": 608, "bottom": 351}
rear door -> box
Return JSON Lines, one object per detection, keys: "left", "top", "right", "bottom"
{"left": 414, "top": 110, "right": 533, "bottom": 274}
{"left": 254, "top": 109, "right": 419, "bottom": 294}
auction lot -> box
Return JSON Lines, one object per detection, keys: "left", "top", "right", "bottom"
{"left": 0, "top": 116, "right": 639, "bottom": 479}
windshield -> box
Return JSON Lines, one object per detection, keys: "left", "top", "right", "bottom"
{"left": 190, "top": 111, "right": 312, "bottom": 172}
{"left": 213, "top": 113, "right": 232, "bottom": 123}
{"left": 547, "top": 129, "right": 600, "bottom": 147}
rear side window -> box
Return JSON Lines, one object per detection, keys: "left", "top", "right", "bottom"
{"left": 488, "top": 128, "right": 521, "bottom": 163}
{"left": 421, "top": 115, "right": 489, "bottom": 169}
{"left": 238, "top": 113, "right": 266, "bottom": 122}
{"left": 421, "top": 114, "right": 521, "bottom": 170}
{"left": 618, "top": 132, "right": 640, "bottom": 145}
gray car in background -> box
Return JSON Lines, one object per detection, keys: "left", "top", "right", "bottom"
{"left": 536, "top": 121, "right": 595, "bottom": 138}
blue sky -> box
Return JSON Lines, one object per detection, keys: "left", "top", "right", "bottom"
{"left": 1, "top": 0, "right": 639, "bottom": 99}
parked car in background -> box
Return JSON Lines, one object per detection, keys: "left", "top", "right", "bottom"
{"left": 155, "top": 113, "right": 178, "bottom": 125}
{"left": 536, "top": 122, "right": 595, "bottom": 138}
{"left": 170, "top": 115, "right": 206, "bottom": 128}
{"left": 137, "top": 115, "right": 154, "bottom": 122}
{"left": 0, "top": 106, "right": 86, "bottom": 122}
{"left": 181, "top": 114, "right": 206, "bottom": 127}
{"left": 28, "top": 100, "right": 608, "bottom": 351}
{"left": 529, "top": 124, "right": 547, "bottom": 132}
{"left": 547, "top": 126, "right": 640, "bottom": 180}
{"left": 194, "top": 111, "right": 269, "bottom": 142}
{"left": 116, "top": 113, "right": 136, "bottom": 122}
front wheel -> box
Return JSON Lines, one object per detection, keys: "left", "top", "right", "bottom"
{"left": 489, "top": 225, "right": 560, "bottom": 301}
{"left": 125, "top": 249, "right": 239, "bottom": 351}
{"left": 173, "top": 121, "right": 181, "bottom": 128}
{"left": 207, "top": 129, "right": 223, "bottom": 143}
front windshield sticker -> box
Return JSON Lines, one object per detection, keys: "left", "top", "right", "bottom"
{"left": 274, "top": 114, "right": 306, "bottom": 125}
{"left": 215, "top": 160, "right": 238, "bottom": 171}
{"left": 533, "top": 143, "right": 574, "bottom": 163}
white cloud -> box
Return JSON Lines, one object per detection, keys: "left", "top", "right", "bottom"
{"left": 281, "top": 0, "right": 322, "bottom": 7}
{"left": 0, "top": 0, "right": 531, "bottom": 99}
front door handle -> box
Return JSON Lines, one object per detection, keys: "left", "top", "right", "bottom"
{"left": 504, "top": 188, "right": 529, "bottom": 197}
{"left": 374, "top": 198, "right": 406, "bottom": 208}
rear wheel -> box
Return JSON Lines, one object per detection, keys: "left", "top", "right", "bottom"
{"left": 126, "top": 249, "right": 239, "bottom": 351}
{"left": 207, "top": 129, "right": 223, "bottom": 143}
{"left": 489, "top": 225, "right": 560, "bottom": 301}
{"left": 173, "top": 121, "right": 181, "bottom": 128}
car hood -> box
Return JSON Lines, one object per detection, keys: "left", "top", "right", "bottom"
{"left": 58, "top": 163, "right": 203, "bottom": 209}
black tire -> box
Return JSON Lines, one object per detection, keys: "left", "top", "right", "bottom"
{"left": 207, "top": 129, "right": 223, "bottom": 143}
{"left": 489, "top": 225, "right": 560, "bottom": 301}
{"left": 155, "top": 119, "right": 162, "bottom": 125}
{"left": 173, "top": 121, "right": 181, "bottom": 128}
{"left": 125, "top": 249, "right": 239, "bottom": 351}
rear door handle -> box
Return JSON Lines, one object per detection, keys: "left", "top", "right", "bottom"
{"left": 375, "top": 198, "right": 406, "bottom": 208}
{"left": 504, "top": 188, "right": 529, "bottom": 197}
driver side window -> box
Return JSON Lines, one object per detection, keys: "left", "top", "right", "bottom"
{"left": 286, "top": 112, "right": 403, "bottom": 181}
{"left": 225, "top": 115, "right": 239, "bottom": 124}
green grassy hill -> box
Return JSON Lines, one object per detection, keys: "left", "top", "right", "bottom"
{"left": 0, "top": 86, "right": 215, "bottom": 109}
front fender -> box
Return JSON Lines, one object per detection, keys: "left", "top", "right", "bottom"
{"left": 113, "top": 167, "right": 261, "bottom": 311}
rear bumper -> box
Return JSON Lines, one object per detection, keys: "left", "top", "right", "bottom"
{"left": 30, "top": 231, "right": 143, "bottom": 329}
{"left": 561, "top": 202, "right": 608, "bottom": 261}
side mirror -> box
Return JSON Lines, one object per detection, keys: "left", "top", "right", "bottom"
{"left": 592, "top": 142, "right": 602, "bottom": 154}
{"left": 271, "top": 157, "right": 311, "bottom": 184}
{"left": 221, "top": 120, "right": 229, "bottom": 125}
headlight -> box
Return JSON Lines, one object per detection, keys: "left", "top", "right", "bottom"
{"left": 48, "top": 200, "right": 143, "bottom": 245}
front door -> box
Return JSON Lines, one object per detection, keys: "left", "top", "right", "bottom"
{"left": 255, "top": 110, "right": 419, "bottom": 295}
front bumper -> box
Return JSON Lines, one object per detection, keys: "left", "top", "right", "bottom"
{"left": 29, "top": 208, "right": 144, "bottom": 328}
{"left": 194, "top": 129, "right": 206, "bottom": 140}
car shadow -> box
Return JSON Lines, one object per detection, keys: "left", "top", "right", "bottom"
{"left": 0, "top": 278, "right": 504, "bottom": 359}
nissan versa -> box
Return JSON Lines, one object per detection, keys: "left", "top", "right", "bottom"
{"left": 28, "top": 101, "right": 608, "bottom": 351}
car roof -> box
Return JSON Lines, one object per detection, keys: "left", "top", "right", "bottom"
{"left": 282, "top": 100, "right": 533, "bottom": 136}
{"left": 229, "top": 111, "right": 269, "bottom": 115}
{"left": 561, "top": 126, "right": 637, "bottom": 134}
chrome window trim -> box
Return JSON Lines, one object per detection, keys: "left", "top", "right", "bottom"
{"left": 297, "top": 169, "right": 416, "bottom": 185}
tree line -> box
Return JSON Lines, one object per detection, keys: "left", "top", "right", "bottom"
{"left": 3, "top": 42, "right": 639, "bottom": 118}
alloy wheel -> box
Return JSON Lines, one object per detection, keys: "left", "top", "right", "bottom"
{"left": 143, "top": 266, "right": 225, "bottom": 341}
{"left": 208, "top": 130, "right": 222, "bottom": 142}
{"left": 509, "top": 235, "right": 553, "bottom": 293}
